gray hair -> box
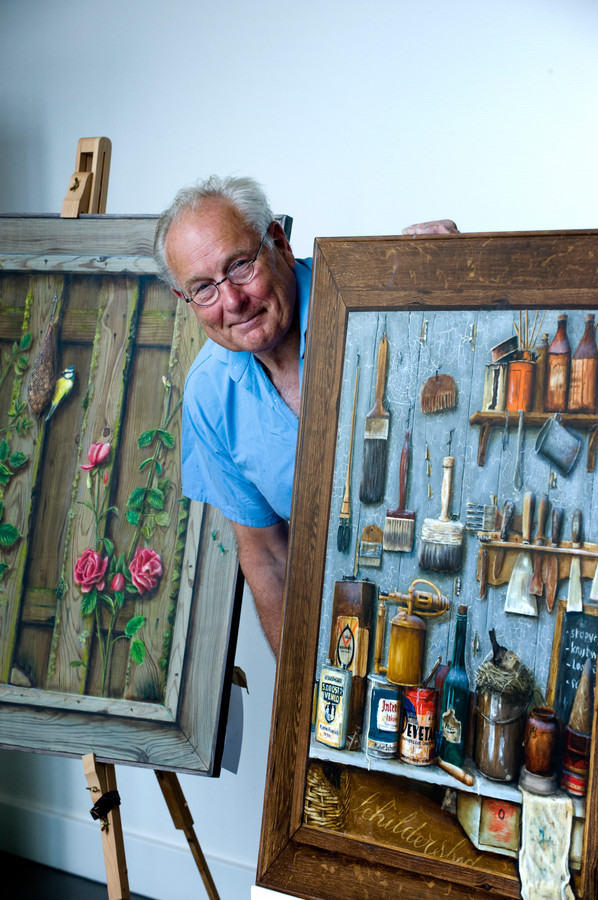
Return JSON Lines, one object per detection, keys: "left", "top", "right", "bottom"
{"left": 153, "top": 174, "right": 274, "bottom": 287}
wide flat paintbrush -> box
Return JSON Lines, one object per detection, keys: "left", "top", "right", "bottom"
{"left": 359, "top": 333, "right": 390, "bottom": 504}
{"left": 337, "top": 357, "right": 359, "bottom": 553}
{"left": 383, "top": 427, "right": 414, "bottom": 552}
{"left": 418, "top": 456, "right": 464, "bottom": 573}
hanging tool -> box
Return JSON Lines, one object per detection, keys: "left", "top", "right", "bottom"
{"left": 418, "top": 455, "right": 464, "bottom": 573}
{"left": 513, "top": 409, "right": 524, "bottom": 490}
{"left": 567, "top": 509, "right": 583, "bottom": 612}
{"left": 358, "top": 524, "right": 383, "bottom": 567}
{"left": 383, "top": 415, "right": 415, "bottom": 552}
{"left": 543, "top": 507, "right": 563, "bottom": 612}
{"left": 420, "top": 371, "right": 457, "bottom": 414}
{"left": 529, "top": 494, "right": 550, "bottom": 597}
{"left": 61, "top": 137, "right": 112, "bottom": 218}
{"left": 492, "top": 499, "right": 515, "bottom": 580}
{"left": 359, "top": 331, "right": 390, "bottom": 504}
{"left": 337, "top": 356, "right": 360, "bottom": 553}
{"left": 505, "top": 491, "right": 537, "bottom": 616}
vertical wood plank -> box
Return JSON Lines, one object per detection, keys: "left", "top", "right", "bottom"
{"left": 46, "top": 277, "right": 139, "bottom": 693}
{"left": 0, "top": 277, "right": 64, "bottom": 683}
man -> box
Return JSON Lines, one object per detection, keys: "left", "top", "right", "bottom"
{"left": 154, "top": 175, "right": 457, "bottom": 653}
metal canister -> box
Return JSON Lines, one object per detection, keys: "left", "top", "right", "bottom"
{"left": 387, "top": 606, "right": 426, "bottom": 686}
{"left": 399, "top": 687, "right": 436, "bottom": 765}
{"left": 482, "top": 362, "right": 508, "bottom": 411}
{"left": 367, "top": 674, "right": 400, "bottom": 758}
{"left": 474, "top": 688, "right": 527, "bottom": 781}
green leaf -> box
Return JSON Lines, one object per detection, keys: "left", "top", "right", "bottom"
{"left": 0, "top": 439, "right": 9, "bottom": 461}
{"left": 138, "top": 429, "right": 157, "bottom": 448}
{"left": 0, "top": 522, "right": 21, "bottom": 548}
{"left": 9, "top": 451, "right": 27, "bottom": 469}
{"left": 126, "top": 509, "right": 140, "bottom": 526}
{"left": 20, "top": 332, "right": 33, "bottom": 351}
{"left": 138, "top": 457, "right": 154, "bottom": 471}
{"left": 116, "top": 553, "right": 125, "bottom": 573}
{"left": 147, "top": 488, "right": 164, "bottom": 510}
{"left": 127, "top": 487, "right": 146, "bottom": 510}
{"left": 154, "top": 460, "right": 162, "bottom": 475}
{"left": 0, "top": 462, "right": 11, "bottom": 478}
{"left": 125, "top": 615, "right": 146, "bottom": 637}
{"left": 80, "top": 588, "right": 98, "bottom": 616}
{"left": 16, "top": 354, "right": 29, "bottom": 371}
{"left": 155, "top": 512, "right": 170, "bottom": 527}
{"left": 0, "top": 562, "right": 9, "bottom": 582}
{"left": 129, "top": 639, "right": 146, "bottom": 665}
{"left": 69, "top": 660, "right": 85, "bottom": 668}
{"left": 157, "top": 429, "right": 175, "bottom": 449}
{"left": 114, "top": 590, "right": 125, "bottom": 609}
{"left": 102, "top": 537, "right": 114, "bottom": 557}
{"left": 100, "top": 593, "right": 115, "bottom": 613}
{"left": 141, "top": 524, "right": 154, "bottom": 540}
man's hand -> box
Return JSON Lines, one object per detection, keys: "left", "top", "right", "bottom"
{"left": 402, "top": 219, "right": 460, "bottom": 235}
{"left": 231, "top": 519, "right": 289, "bottom": 655}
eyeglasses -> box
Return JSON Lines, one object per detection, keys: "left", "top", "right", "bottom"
{"left": 181, "top": 230, "right": 268, "bottom": 307}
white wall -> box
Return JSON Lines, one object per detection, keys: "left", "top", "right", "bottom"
{"left": 0, "top": 1, "right": 597, "bottom": 897}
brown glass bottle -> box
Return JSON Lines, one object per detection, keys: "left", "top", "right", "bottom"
{"left": 545, "top": 314, "right": 571, "bottom": 412}
{"left": 568, "top": 314, "right": 598, "bottom": 414}
{"left": 533, "top": 332, "right": 549, "bottom": 412}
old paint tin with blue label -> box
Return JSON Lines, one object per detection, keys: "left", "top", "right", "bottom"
{"left": 367, "top": 674, "right": 400, "bottom": 757}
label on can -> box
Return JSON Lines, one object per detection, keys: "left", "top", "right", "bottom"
{"left": 315, "top": 665, "right": 352, "bottom": 749}
{"left": 400, "top": 687, "right": 436, "bottom": 765}
{"left": 367, "top": 681, "right": 400, "bottom": 757}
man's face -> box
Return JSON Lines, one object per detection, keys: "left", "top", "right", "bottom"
{"left": 165, "top": 200, "right": 297, "bottom": 356}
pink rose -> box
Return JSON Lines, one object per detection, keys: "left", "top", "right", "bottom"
{"left": 81, "top": 442, "right": 111, "bottom": 471}
{"left": 129, "top": 547, "right": 162, "bottom": 594}
{"left": 111, "top": 572, "right": 125, "bottom": 592}
{"left": 74, "top": 548, "right": 108, "bottom": 593}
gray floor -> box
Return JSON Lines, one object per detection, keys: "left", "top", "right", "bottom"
{"left": 0, "top": 851, "right": 154, "bottom": 899}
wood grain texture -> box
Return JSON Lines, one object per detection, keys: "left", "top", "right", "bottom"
{"left": 259, "top": 231, "right": 598, "bottom": 898}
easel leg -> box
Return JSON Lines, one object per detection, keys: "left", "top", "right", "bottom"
{"left": 155, "top": 769, "right": 221, "bottom": 900}
{"left": 82, "top": 753, "right": 130, "bottom": 900}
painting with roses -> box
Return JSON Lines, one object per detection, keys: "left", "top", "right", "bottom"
{"left": 0, "top": 216, "right": 242, "bottom": 774}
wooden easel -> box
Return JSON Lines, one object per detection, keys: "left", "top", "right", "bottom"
{"left": 83, "top": 754, "right": 220, "bottom": 900}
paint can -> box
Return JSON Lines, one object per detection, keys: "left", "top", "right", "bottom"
{"left": 506, "top": 356, "right": 535, "bottom": 412}
{"left": 314, "top": 661, "right": 352, "bottom": 750}
{"left": 535, "top": 413, "right": 581, "bottom": 475}
{"left": 399, "top": 686, "right": 437, "bottom": 765}
{"left": 560, "top": 725, "right": 591, "bottom": 797}
{"left": 482, "top": 362, "right": 508, "bottom": 411}
{"left": 367, "top": 674, "right": 400, "bottom": 758}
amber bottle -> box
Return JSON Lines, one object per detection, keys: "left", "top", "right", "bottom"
{"left": 568, "top": 314, "right": 598, "bottom": 414}
{"left": 545, "top": 315, "right": 571, "bottom": 412}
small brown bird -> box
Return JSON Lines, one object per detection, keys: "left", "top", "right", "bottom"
{"left": 489, "top": 628, "right": 519, "bottom": 672}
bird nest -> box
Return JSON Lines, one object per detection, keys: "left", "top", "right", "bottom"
{"left": 475, "top": 658, "right": 534, "bottom": 699}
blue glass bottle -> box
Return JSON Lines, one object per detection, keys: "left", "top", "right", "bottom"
{"left": 438, "top": 605, "right": 470, "bottom": 766}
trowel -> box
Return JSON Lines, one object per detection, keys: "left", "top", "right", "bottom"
{"left": 505, "top": 491, "right": 538, "bottom": 616}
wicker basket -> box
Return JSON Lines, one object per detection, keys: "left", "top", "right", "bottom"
{"left": 303, "top": 762, "right": 350, "bottom": 831}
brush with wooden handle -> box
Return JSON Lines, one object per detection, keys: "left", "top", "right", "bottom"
{"left": 418, "top": 456, "right": 463, "bottom": 573}
{"left": 337, "top": 357, "right": 359, "bottom": 553}
{"left": 359, "top": 333, "right": 390, "bottom": 504}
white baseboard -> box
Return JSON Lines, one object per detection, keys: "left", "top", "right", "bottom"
{"left": 0, "top": 794, "right": 255, "bottom": 899}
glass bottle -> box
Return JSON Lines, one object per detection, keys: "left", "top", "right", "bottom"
{"left": 533, "top": 332, "right": 549, "bottom": 412}
{"left": 568, "top": 313, "right": 598, "bottom": 414}
{"left": 438, "top": 605, "right": 469, "bottom": 766}
{"left": 545, "top": 314, "right": 571, "bottom": 412}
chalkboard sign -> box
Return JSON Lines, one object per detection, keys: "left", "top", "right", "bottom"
{"left": 547, "top": 599, "right": 598, "bottom": 725}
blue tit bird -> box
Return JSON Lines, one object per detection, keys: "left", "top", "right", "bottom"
{"left": 45, "top": 365, "right": 75, "bottom": 421}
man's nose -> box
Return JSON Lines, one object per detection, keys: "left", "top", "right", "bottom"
{"left": 219, "top": 279, "right": 248, "bottom": 308}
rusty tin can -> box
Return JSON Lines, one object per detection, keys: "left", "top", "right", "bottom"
{"left": 399, "top": 686, "right": 436, "bottom": 765}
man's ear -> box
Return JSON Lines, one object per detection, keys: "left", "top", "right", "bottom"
{"left": 170, "top": 286, "right": 184, "bottom": 301}
{"left": 269, "top": 220, "right": 295, "bottom": 268}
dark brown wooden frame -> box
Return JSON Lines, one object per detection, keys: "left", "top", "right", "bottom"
{"left": 258, "top": 230, "right": 598, "bottom": 898}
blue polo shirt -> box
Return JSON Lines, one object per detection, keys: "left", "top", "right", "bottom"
{"left": 181, "top": 258, "right": 313, "bottom": 527}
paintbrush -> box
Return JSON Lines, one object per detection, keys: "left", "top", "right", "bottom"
{"left": 383, "top": 419, "right": 414, "bottom": 552}
{"left": 418, "top": 456, "right": 464, "bottom": 573}
{"left": 359, "top": 332, "right": 390, "bottom": 504}
{"left": 337, "top": 356, "right": 360, "bottom": 553}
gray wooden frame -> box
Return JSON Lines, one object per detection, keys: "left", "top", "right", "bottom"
{"left": 0, "top": 215, "right": 248, "bottom": 775}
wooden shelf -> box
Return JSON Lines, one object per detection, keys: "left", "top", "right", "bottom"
{"left": 469, "top": 410, "right": 598, "bottom": 469}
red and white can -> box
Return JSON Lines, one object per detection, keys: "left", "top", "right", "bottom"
{"left": 399, "top": 687, "right": 437, "bottom": 766}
